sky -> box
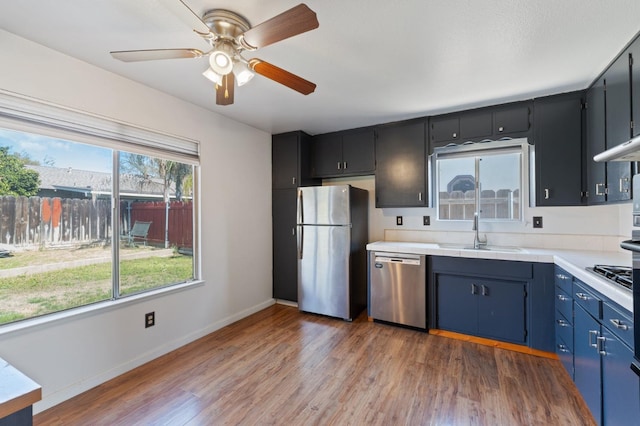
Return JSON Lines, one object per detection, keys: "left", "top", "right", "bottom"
{"left": 0, "top": 127, "right": 113, "bottom": 173}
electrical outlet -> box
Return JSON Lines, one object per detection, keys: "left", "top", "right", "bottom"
{"left": 423, "top": 216, "right": 430, "bottom": 226}
{"left": 533, "top": 216, "right": 543, "bottom": 229}
{"left": 145, "top": 312, "right": 155, "bottom": 328}
{"left": 396, "top": 216, "right": 403, "bottom": 226}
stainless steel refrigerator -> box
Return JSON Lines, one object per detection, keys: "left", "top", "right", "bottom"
{"left": 296, "top": 185, "right": 368, "bottom": 320}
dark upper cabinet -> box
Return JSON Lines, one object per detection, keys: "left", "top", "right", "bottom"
{"left": 430, "top": 102, "right": 531, "bottom": 150}
{"left": 272, "top": 131, "right": 316, "bottom": 189}
{"left": 311, "top": 128, "right": 375, "bottom": 178}
{"left": 493, "top": 103, "right": 531, "bottom": 136}
{"left": 341, "top": 128, "right": 376, "bottom": 175}
{"left": 311, "top": 133, "right": 342, "bottom": 177}
{"left": 375, "top": 119, "right": 427, "bottom": 207}
{"left": 631, "top": 36, "right": 640, "bottom": 138}
{"left": 586, "top": 77, "right": 607, "bottom": 204}
{"left": 533, "top": 91, "right": 585, "bottom": 206}
{"left": 605, "top": 51, "right": 633, "bottom": 202}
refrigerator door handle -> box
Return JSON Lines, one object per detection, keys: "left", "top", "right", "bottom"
{"left": 297, "top": 225, "right": 304, "bottom": 259}
{"left": 297, "top": 189, "right": 304, "bottom": 225}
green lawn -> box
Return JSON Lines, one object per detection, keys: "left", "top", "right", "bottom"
{"left": 0, "top": 255, "right": 193, "bottom": 325}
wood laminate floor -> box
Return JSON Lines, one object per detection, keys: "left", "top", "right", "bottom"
{"left": 34, "top": 304, "right": 594, "bottom": 425}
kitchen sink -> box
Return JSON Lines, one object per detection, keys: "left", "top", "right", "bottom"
{"left": 437, "top": 243, "right": 525, "bottom": 253}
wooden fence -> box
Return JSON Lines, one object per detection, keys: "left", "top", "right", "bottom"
{"left": 0, "top": 196, "right": 193, "bottom": 249}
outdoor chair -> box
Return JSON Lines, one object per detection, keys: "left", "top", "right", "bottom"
{"left": 122, "top": 221, "right": 152, "bottom": 247}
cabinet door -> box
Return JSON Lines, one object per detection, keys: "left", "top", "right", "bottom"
{"left": 574, "top": 304, "right": 602, "bottom": 423}
{"left": 436, "top": 274, "right": 478, "bottom": 335}
{"left": 493, "top": 104, "right": 531, "bottom": 136}
{"left": 477, "top": 279, "right": 526, "bottom": 343}
{"left": 601, "top": 327, "right": 640, "bottom": 426}
{"left": 272, "top": 133, "right": 299, "bottom": 189}
{"left": 272, "top": 189, "right": 298, "bottom": 301}
{"left": 533, "top": 92, "right": 584, "bottom": 206}
{"left": 605, "top": 52, "right": 633, "bottom": 202}
{"left": 311, "top": 133, "right": 342, "bottom": 178}
{"left": 631, "top": 37, "right": 640, "bottom": 138}
{"left": 342, "top": 128, "right": 375, "bottom": 175}
{"left": 586, "top": 78, "right": 607, "bottom": 204}
{"left": 459, "top": 110, "right": 493, "bottom": 141}
{"left": 430, "top": 116, "right": 459, "bottom": 146}
{"left": 375, "top": 120, "right": 427, "bottom": 207}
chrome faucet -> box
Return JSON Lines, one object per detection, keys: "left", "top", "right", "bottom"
{"left": 472, "top": 212, "right": 487, "bottom": 249}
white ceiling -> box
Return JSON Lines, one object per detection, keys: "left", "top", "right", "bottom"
{"left": 1, "top": 0, "right": 640, "bottom": 135}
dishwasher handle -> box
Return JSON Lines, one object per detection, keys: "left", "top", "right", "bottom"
{"left": 374, "top": 256, "right": 422, "bottom": 266}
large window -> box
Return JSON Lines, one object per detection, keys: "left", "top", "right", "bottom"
{"left": 0, "top": 120, "right": 198, "bottom": 325}
{"left": 433, "top": 140, "right": 528, "bottom": 221}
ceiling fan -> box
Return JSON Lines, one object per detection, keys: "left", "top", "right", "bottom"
{"left": 110, "top": 1, "right": 319, "bottom": 106}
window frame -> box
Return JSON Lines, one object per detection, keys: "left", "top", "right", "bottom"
{"left": 431, "top": 138, "right": 533, "bottom": 222}
{"left": 0, "top": 89, "right": 201, "bottom": 327}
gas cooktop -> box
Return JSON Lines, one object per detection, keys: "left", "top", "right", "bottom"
{"left": 588, "top": 264, "right": 632, "bottom": 290}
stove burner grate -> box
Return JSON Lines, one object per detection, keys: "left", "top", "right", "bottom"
{"left": 591, "top": 264, "right": 632, "bottom": 290}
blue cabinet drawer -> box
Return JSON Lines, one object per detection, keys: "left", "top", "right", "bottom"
{"left": 556, "top": 335, "right": 574, "bottom": 379}
{"left": 602, "top": 302, "right": 634, "bottom": 348}
{"left": 555, "top": 286, "right": 573, "bottom": 323}
{"left": 574, "top": 279, "right": 602, "bottom": 319}
{"left": 554, "top": 266, "right": 573, "bottom": 296}
{"left": 556, "top": 310, "right": 574, "bottom": 352}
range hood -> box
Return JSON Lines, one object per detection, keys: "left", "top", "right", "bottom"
{"left": 594, "top": 134, "right": 640, "bottom": 162}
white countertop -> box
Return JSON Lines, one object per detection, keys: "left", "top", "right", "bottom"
{"left": 367, "top": 241, "right": 633, "bottom": 312}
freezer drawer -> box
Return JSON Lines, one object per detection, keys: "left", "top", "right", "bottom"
{"left": 370, "top": 252, "right": 427, "bottom": 329}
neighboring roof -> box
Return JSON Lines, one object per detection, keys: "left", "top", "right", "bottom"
{"left": 26, "top": 165, "right": 173, "bottom": 197}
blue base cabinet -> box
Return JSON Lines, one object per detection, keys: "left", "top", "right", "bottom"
{"left": 574, "top": 303, "right": 602, "bottom": 423}
{"left": 431, "top": 257, "right": 554, "bottom": 351}
{"left": 553, "top": 269, "right": 640, "bottom": 426}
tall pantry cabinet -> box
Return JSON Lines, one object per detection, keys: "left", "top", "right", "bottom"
{"left": 272, "top": 131, "right": 318, "bottom": 302}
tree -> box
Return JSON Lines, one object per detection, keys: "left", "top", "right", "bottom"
{"left": 0, "top": 147, "right": 40, "bottom": 196}
{"left": 120, "top": 154, "right": 192, "bottom": 201}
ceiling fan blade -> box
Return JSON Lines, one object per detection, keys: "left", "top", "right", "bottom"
{"left": 216, "top": 73, "right": 235, "bottom": 106}
{"left": 159, "top": 0, "right": 211, "bottom": 36}
{"left": 241, "top": 4, "right": 319, "bottom": 49}
{"left": 249, "top": 59, "right": 316, "bottom": 95}
{"left": 111, "top": 48, "right": 204, "bottom": 62}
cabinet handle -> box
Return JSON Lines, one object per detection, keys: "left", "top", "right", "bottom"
{"left": 620, "top": 177, "right": 630, "bottom": 193}
{"left": 418, "top": 192, "right": 422, "bottom": 201}
{"left": 337, "top": 162, "right": 341, "bottom": 170}
{"left": 292, "top": 177, "right": 296, "bottom": 185}
{"left": 575, "top": 292, "right": 589, "bottom": 301}
{"left": 291, "top": 227, "right": 295, "bottom": 236}
{"left": 544, "top": 189, "right": 550, "bottom": 199}
{"left": 556, "top": 319, "right": 570, "bottom": 327}
{"left": 609, "top": 318, "right": 629, "bottom": 330}
{"left": 588, "top": 330, "right": 598, "bottom": 348}
{"left": 471, "top": 283, "right": 478, "bottom": 295}
{"left": 343, "top": 161, "right": 347, "bottom": 170}
{"left": 498, "top": 126, "right": 504, "bottom": 133}
{"left": 597, "top": 336, "right": 606, "bottom": 355}
{"left": 557, "top": 343, "right": 570, "bottom": 353}
{"left": 452, "top": 132, "right": 457, "bottom": 138}
{"left": 555, "top": 273, "right": 569, "bottom": 280}
{"left": 557, "top": 294, "right": 569, "bottom": 302}
{"left": 481, "top": 284, "right": 488, "bottom": 296}
{"left": 595, "top": 183, "right": 607, "bottom": 196}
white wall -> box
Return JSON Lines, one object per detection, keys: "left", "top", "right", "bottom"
{"left": 0, "top": 30, "right": 273, "bottom": 412}
{"left": 326, "top": 175, "right": 632, "bottom": 252}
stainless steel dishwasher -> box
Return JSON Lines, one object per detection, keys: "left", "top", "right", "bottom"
{"left": 370, "top": 252, "right": 426, "bottom": 329}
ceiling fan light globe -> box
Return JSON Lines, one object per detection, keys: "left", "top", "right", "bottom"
{"left": 209, "top": 50, "right": 233, "bottom": 75}
{"left": 233, "top": 61, "right": 255, "bottom": 86}
{"left": 202, "top": 67, "right": 223, "bottom": 85}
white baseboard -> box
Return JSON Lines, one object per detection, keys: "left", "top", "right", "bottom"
{"left": 33, "top": 298, "right": 276, "bottom": 414}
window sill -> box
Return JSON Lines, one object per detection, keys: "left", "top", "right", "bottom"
{"left": 0, "top": 280, "right": 204, "bottom": 337}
